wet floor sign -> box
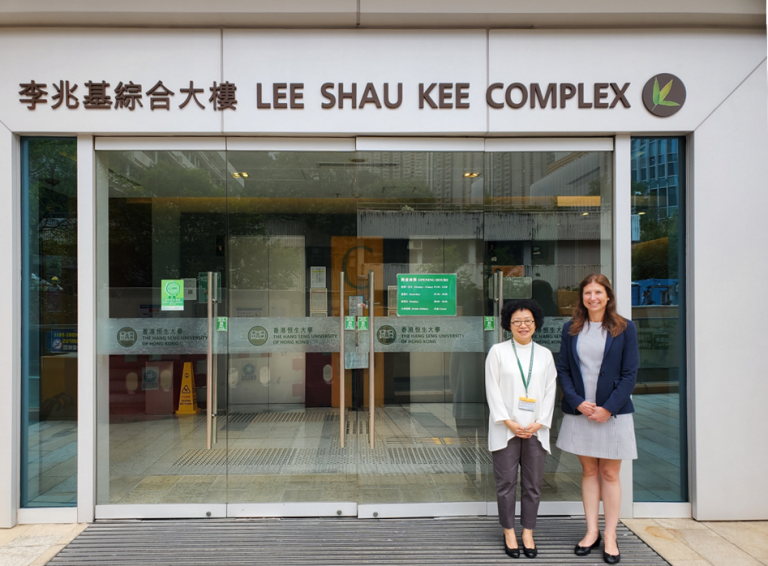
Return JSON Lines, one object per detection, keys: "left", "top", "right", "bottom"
{"left": 175, "top": 362, "right": 199, "bottom": 415}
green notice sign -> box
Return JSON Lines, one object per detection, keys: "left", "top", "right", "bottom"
{"left": 397, "top": 273, "right": 457, "bottom": 316}
{"left": 484, "top": 316, "right": 495, "bottom": 331}
{"left": 216, "top": 317, "right": 228, "bottom": 332}
{"left": 161, "top": 279, "right": 184, "bottom": 311}
{"left": 357, "top": 316, "right": 369, "bottom": 330}
{"left": 344, "top": 316, "right": 356, "bottom": 330}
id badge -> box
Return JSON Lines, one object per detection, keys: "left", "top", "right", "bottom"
{"left": 518, "top": 397, "right": 536, "bottom": 412}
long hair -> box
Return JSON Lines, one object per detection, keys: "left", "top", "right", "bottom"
{"left": 569, "top": 273, "right": 627, "bottom": 338}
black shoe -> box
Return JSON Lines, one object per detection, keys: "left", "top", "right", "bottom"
{"left": 603, "top": 544, "right": 620, "bottom": 564}
{"left": 504, "top": 535, "right": 520, "bottom": 558}
{"left": 574, "top": 532, "right": 601, "bottom": 556}
{"left": 523, "top": 545, "right": 537, "bottom": 558}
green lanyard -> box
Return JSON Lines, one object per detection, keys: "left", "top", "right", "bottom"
{"left": 511, "top": 340, "right": 535, "bottom": 398}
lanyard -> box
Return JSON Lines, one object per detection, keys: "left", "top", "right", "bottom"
{"left": 511, "top": 340, "right": 535, "bottom": 398}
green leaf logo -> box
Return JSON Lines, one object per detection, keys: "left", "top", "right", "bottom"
{"left": 652, "top": 77, "right": 680, "bottom": 110}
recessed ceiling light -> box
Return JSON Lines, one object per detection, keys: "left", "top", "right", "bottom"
{"left": 241, "top": 172, "right": 249, "bottom": 178}
{"left": 463, "top": 172, "right": 480, "bottom": 178}
{"left": 638, "top": 211, "right": 646, "bottom": 215}
{"left": 582, "top": 212, "right": 589, "bottom": 216}
{"left": 232, "top": 172, "right": 241, "bottom": 179}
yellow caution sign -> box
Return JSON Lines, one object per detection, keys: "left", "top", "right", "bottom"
{"left": 175, "top": 362, "right": 199, "bottom": 416}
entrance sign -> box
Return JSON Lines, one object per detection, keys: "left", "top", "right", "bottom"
{"left": 397, "top": 274, "right": 457, "bottom": 316}
{"left": 161, "top": 279, "right": 184, "bottom": 311}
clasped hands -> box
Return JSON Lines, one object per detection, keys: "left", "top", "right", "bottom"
{"left": 505, "top": 420, "right": 542, "bottom": 439}
{"left": 577, "top": 401, "right": 612, "bottom": 423}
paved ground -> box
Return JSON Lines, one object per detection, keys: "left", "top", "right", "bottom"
{"left": 0, "top": 517, "right": 765, "bottom": 565}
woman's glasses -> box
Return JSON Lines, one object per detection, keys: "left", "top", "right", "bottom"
{"left": 510, "top": 319, "right": 535, "bottom": 327}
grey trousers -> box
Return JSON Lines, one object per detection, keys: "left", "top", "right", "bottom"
{"left": 492, "top": 435, "right": 547, "bottom": 530}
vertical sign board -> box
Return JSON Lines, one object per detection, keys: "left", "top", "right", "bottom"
{"left": 161, "top": 280, "right": 184, "bottom": 311}
{"left": 397, "top": 274, "right": 457, "bottom": 316}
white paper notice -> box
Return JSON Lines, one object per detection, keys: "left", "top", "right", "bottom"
{"left": 310, "top": 267, "right": 326, "bottom": 288}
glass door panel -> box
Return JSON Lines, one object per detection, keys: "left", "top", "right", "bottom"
{"left": 354, "top": 151, "right": 490, "bottom": 514}
{"left": 223, "top": 151, "right": 359, "bottom": 515}
{"left": 94, "top": 144, "right": 614, "bottom": 518}
{"left": 95, "top": 149, "right": 230, "bottom": 514}
{"left": 484, "top": 149, "right": 614, "bottom": 504}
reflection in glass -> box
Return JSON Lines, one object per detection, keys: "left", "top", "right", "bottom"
{"left": 95, "top": 150, "right": 229, "bottom": 505}
{"left": 485, "top": 150, "right": 614, "bottom": 503}
{"left": 630, "top": 137, "right": 687, "bottom": 502}
{"left": 93, "top": 148, "right": 615, "bottom": 511}
{"left": 21, "top": 138, "right": 78, "bottom": 507}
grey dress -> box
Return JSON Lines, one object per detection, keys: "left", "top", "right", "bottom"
{"left": 556, "top": 322, "right": 637, "bottom": 460}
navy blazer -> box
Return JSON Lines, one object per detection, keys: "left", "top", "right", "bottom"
{"left": 556, "top": 319, "right": 639, "bottom": 416}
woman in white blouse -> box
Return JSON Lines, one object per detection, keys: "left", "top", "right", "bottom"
{"left": 486, "top": 299, "right": 557, "bottom": 559}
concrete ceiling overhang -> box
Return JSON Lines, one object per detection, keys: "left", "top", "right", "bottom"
{"left": 0, "top": 0, "right": 765, "bottom": 29}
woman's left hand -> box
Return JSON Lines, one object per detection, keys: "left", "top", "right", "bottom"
{"left": 519, "top": 422, "right": 543, "bottom": 438}
{"left": 588, "top": 407, "right": 612, "bottom": 423}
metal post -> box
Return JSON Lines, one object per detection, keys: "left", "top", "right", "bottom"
{"left": 339, "top": 271, "right": 345, "bottom": 449}
{"left": 206, "top": 272, "right": 214, "bottom": 450}
{"left": 497, "top": 271, "right": 504, "bottom": 344}
{"left": 368, "top": 270, "right": 375, "bottom": 450}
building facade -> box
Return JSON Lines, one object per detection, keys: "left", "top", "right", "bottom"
{"left": 1, "top": 1, "right": 766, "bottom": 526}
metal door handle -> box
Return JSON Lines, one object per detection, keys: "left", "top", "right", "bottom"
{"left": 368, "top": 270, "right": 375, "bottom": 450}
{"left": 339, "top": 271, "right": 345, "bottom": 448}
{"left": 497, "top": 271, "right": 504, "bottom": 344}
{"left": 206, "top": 272, "right": 214, "bottom": 450}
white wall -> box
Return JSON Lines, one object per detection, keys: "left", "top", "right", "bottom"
{"left": 0, "top": 126, "right": 19, "bottom": 528}
{"left": 691, "top": 61, "right": 768, "bottom": 520}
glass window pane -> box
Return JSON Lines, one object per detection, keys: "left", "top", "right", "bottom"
{"left": 631, "top": 137, "right": 687, "bottom": 502}
{"left": 486, "top": 149, "right": 614, "bottom": 503}
{"left": 21, "top": 138, "right": 78, "bottom": 507}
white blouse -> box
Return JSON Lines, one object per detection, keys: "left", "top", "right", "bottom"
{"left": 485, "top": 339, "right": 558, "bottom": 453}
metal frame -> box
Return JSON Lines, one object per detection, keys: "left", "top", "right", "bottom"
{"left": 228, "top": 502, "right": 357, "bottom": 518}
{"left": 77, "top": 135, "right": 97, "bottom": 523}
{"left": 339, "top": 271, "right": 346, "bottom": 448}
{"left": 613, "top": 134, "right": 634, "bottom": 519}
{"left": 96, "top": 504, "right": 227, "bottom": 520}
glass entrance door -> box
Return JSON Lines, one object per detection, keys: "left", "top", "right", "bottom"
{"left": 95, "top": 142, "right": 613, "bottom": 518}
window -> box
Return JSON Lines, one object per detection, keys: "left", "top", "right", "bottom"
{"left": 21, "top": 138, "right": 78, "bottom": 507}
{"left": 630, "top": 137, "right": 687, "bottom": 502}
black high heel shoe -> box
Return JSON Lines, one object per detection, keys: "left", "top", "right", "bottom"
{"left": 574, "top": 531, "right": 601, "bottom": 556}
{"left": 503, "top": 535, "right": 520, "bottom": 558}
{"left": 523, "top": 545, "right": 537, "bottom": 558}
{"left": 603, "top": 543, "right": 620, "bottom": 564}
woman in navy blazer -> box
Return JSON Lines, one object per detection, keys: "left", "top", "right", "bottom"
{"left": 556, "top": 274, "right": 639, "bottom": 565}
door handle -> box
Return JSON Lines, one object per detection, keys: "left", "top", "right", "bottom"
{"left": 368, "top": 270, "right": 375, "bottom": 450}
{"left": 206, "top": 272, "right": 219, "bottom": 450}
{"left": 339, "top": 271, "right": 345, "bottom": 449}
{"left": 497, "top": 271, "right": 504, "bottom": 344}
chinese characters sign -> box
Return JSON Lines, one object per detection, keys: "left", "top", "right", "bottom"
{"left": 18, "top": 80, "right": 238, "bottom": 111}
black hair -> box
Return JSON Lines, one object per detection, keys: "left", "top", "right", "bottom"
{"left": 501, "top": 299, "right": 545, "bottom": 333}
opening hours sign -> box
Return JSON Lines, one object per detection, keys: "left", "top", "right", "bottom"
{"left": 397, "top": 274, "right": 457, "bottom": 316}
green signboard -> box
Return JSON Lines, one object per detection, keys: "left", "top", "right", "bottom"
{"left": 357, "top": 316, "right": 369, "bottom": 330}
{"left": 484, "top": 316, "right": 495, "bottom": 331}
{"left": 216, "top": 317, "right": 228, "bottom": 332}
{"left": 161, "top": 279, "right": 184, "bottom": 311}
{"left": 397, "top": 274, "right": 457, "bottom": 316}
{"left": 344, "top": 316, "right": 356, "bottom": 330}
